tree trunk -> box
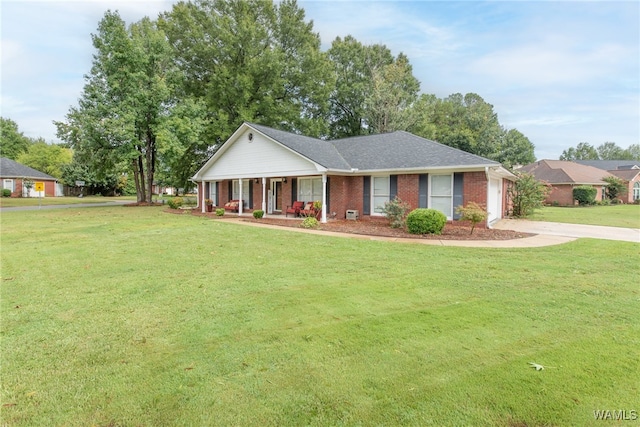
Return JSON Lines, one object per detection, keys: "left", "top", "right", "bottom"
{"left": 145, "top": 130, "right": 156, "bottom": 204}
{"left": 131, "top": 159, "right": 143, "bottom": 203}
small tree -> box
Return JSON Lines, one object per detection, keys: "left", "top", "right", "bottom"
{"left": 381, "top": 196, "right": 411, "bottom": 228}
{"left": 507, "top": 172, "right": 550, "bottom": 217}
{"left": 603, "top": 176, "right": 627, "bottom": 202}
{"left": 455, "top": 202, "right": 488, "bottom": 234}
{"left": 22, "top": 179, "right": 34, "bottom": 197}
{"left": 573, "top": 186, "right": 597, "bottom": 206}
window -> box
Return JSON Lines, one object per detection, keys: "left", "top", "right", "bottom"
{"left": 3, "top": 179, "right": 14, "bottom": 192}
{"left": 298, "top": 177, "right": 322, "bottom": 203}
{"left": 430, "top": 174, "right": 453, "bottom": 218}
{"left": 232, "top": 179, "right": 250, "bottom": 208}
{"left": 634, "top": 182, "right": 640, "bottom": 201}
{"left": 372, "top": 176, "right": 390, "bottom": 215}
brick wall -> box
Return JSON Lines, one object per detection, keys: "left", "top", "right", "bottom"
{"left": 462, "top": 171, "right": 488, "bottom": 206}
{"left": 396, "top": 174, "right": 420, "bottom": 208}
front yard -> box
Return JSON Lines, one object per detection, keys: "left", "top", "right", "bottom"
{"left": 531, "top": 204, "right": 640, "bottom": 228}
{"left": 1, "top": 206, "right": 638, "bottom": 426}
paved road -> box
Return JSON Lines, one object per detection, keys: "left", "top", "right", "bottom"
{"left": 493, "top": 219, "right": 640, "bottom": 243}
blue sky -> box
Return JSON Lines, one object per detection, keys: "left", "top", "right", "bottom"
{"left": 1, "top": 0, "right": 638, "bottom": 160}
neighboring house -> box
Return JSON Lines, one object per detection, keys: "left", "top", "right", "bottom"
{"left": 0, "top": 157, "right": 61, "bottom": 197}
{"left": 574, "top": 160, "right": 640, "bottom": 203}
{"left": 518, "top": 160, "right": 612, "bottom": 205}
{"left": 192, "top": 122, "right": 515, "bottom": 226}
{"left": 606, "top": 169, "right": 640, "bottom": 204}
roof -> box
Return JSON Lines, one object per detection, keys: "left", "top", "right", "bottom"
{"left": 575, "top": 160, "right": 640, "bottom": 171}
{"left": 0, "top": 157, "right": 57, "bottom": 180}
{"left": 518, "top": 160, "right": 611, "bottom": 185}
{"left": 248, "top": 123, "right": 500, "bottom": 172}
{"left": 608, "top": 169, "right": 640, "bottom": 181}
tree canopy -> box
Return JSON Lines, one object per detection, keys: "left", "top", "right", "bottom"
{"left": 560, "top": 142, "right": 639, "bottom": 161}
{"left": 0, "top": 117, "right": 34, "bottom": 160}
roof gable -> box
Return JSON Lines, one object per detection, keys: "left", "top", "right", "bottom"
{"left": 0, "top": 157, "right": 56, "bottom": 180}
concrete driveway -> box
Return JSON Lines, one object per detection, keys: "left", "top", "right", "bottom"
{"left": 493, "top": 219, "right": 640, "bottom": 243}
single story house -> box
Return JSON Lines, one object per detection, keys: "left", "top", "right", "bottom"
{"left": 192, "top": 122, "right": 515, "bottom": 226}
{"left": 0, "top": 157, "right": 61, "bottom": 197}
{"left": 575, "top": 160, "right": 640, "bottom": 203}
{"left": 517, "top": 160, "right": 612, "bottom": 205}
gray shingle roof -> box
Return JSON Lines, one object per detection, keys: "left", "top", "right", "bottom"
{"left": 247, "top": 123, "right": 499, "bottom": 171}
{"left": 0, "top": 157, "right": 56, "bottom": 180}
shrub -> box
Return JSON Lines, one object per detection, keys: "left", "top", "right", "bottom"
{"left": 406, "top": 208, "right": 447, "bottom": 235}
{"left": 215, "top": 208, "right": 225, "bottom": 216}
{"left": 300, "top": 217, "right": 319, "bottom": 229}
{"left": 253, "top": 210, "right": 264, "bottom": 219}
{"left": 573, "top": 186, "right": 597, "bottom": 206}
{"left": 2, "top": 189, "right": 11, "bottom": 197}
{"left": 167, "top": 197, "right": 183, "bottom": 209}
{"left": 381, "top": 196, "right": 410, "bottom": 228}
{"left": 507, "top": 172, "right": 551, "bottom": 217}
{"left": 603, "top": 176, "right": 627, "bottom": 201}
{"left": 455, "top": 202, "right": 487, "bottom": 234}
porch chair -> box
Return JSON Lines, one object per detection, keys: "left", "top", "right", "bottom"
{"left": 285, "top": 201, "right": 305, "bottom": 217}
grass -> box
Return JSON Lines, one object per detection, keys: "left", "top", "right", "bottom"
{"left": 0, "top": 195, "right": 136, "bottom": 208}
{"left": 1, "top": 207, "right": 639, "bottom": 426}
{"left": 530, "top": 204, "right": 640, "bottom": 228}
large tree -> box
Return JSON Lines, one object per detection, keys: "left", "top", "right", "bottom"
{"left": 16, "top": 139, "right": 72, "bottom": 178}
{"left": 327, "top": 36, "right": 394, "bottom": 138}
{"left": 0, "top": 117, "right": 31, "bottom": 160}
{"left": 160, "top": 0, "right": 333, "bottom": 144}
{"left": 364, "top": 53, "right": 420, "bottom": 134}
{"left": 55, "top": 12, "right": 175, "bottom": 203}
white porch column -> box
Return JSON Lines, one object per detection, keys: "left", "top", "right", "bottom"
{"left": 261, "top": 177, "right": 267, "bottom": 213}
{"left": 238, "top": 178, "right": 243, "bottom": 215}
{"left": 201, "top": 181, "right": 206, "bottom": 213}
{"left": 321, "top": 173, "right": 327, "bottom": 223}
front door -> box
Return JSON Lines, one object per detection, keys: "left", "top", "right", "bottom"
{"left": 268, "top": 180, "right": 283, "bottom": 214}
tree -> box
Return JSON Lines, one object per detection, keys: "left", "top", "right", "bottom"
{"left": 603, "top": 176, "right": 627, "bottom": 201}
{"left": 55, "top": 12, "right": 175, "bottom": 203}
{"left": 0, "top": 117, "right": 31, "bottom": 160}
{"left": 623, "top": 144, "right": 640, "bottom": 160}
{"left": 507, "top": 172, "right": 550, "bottom": 217}
{"left": 364, "top": 53, "right": 420, "bottom": 134}
{"left": 498, "top": 129, "right": 535, "bottom": 169}
{"left": 327, "top": 36, "right": 394, "bottom": 138}
{"left": 16, "top": 139, "right": 72, "bottom": 178}
{"left": 597, "top": 142, "right": 626, "bottom": 160}
{"left": 160, "top": 0, "right": 333, "bottom": 144}
{"left": 560, "top": 142, "right": 599, "bottom": 160}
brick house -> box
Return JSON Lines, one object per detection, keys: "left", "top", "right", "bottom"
{"left": 192, "top": 123, "right": 515, "bottom": 226}
{"left": 575, "top": 160, "right": 640, "bottom": 204}
{"left": 0, "top": 157, "right": 60, "bottom": 197}
{"left": 518, "top": 160, "right": 612, "bottom": 205}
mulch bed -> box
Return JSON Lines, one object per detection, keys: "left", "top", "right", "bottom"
{"left": 185, "top": 209, "right": 533, "bottom": 241}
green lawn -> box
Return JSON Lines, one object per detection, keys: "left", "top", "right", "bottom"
{"left": 1, "top": 207, "right": 638, "bottom": 426}
{"left": 0, "top": 195, "right": 136, "bottom": 208}
{"left": 531, "top": 204, "right": 640, "bottom": 228}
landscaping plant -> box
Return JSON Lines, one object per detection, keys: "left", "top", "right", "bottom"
{"left": 381, "top": 196, "right": 411, "bottom": 228}
{"left": 573, "top": 185, "right": 597, "bottom": 206}
{"left": 455, "top": 202, "right": 488, "bottom": 234}
{"left": 406, "top": 208, "right": 447, "bottom": 234}
{"left": 602, "top": 176, "right": 627, "bottom": 202}
{"left": 253, "top": 209, "right": 264, "bottom": 219}
{"left": 507, "top": 172, "right": 550, "bottom": 217}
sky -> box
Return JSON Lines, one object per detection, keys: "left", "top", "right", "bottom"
{"left": 1, "top": 0, "right": 638, "bottom": 161}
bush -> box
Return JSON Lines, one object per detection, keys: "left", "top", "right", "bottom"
{"left": 2, "top": 189, "right": 11, "bottom": 197}
{"left": 381, "top": 196, "right": 410, "bottom": 228}
{"left": 573, "top": 186, "right": 597, "bottom": 206}
{"left": 406, "top": 208, "right": 447, "bottom": 235}
{"left": 215, "top": 208, "right": 225, "bottom": 216}
{"left": 300, "top": 217, "right": 319, "bottom": 229}
{"left": 507, "top": 172, "right": 551, "bottom": 217}
{"left": 167, "top": 197, "right": 183, "bottom": 209}
{"left": 253, "top": 210, "right": 264, "bottom": 219}
{"left": 455, "top": 202, "right": 487, "bottom": 234}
